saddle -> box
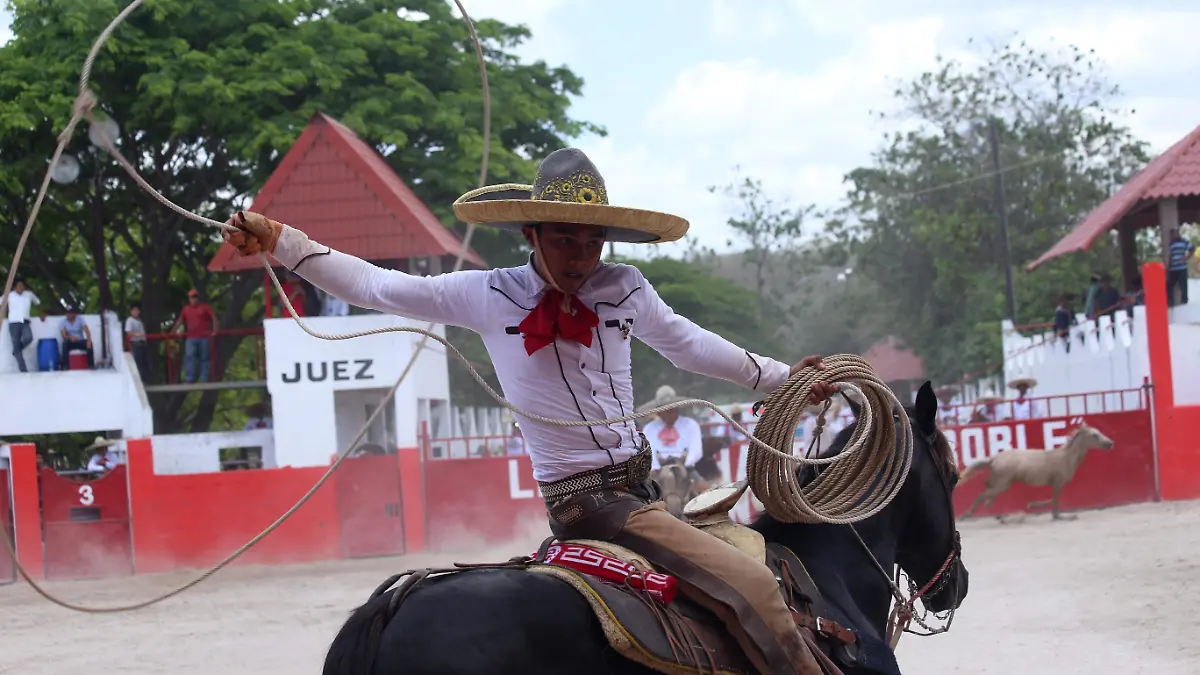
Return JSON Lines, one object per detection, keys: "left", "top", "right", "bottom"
{"left": 527, "top": 483, "right": 859, "bottom": 675}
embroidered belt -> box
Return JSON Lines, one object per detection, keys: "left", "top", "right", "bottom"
{"left": 538, "top": 443, "right": 653, "bottom": 503}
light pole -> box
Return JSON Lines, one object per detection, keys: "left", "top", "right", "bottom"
{"left": 988, "top": 117, "right": 1017, "bottom": 323}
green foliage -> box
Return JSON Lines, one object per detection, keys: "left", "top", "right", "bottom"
{"left": 827, "top": 38, "right": 1151, "bottom": 383}
{"left": 624, "top": 255, "right": 787, "bottom": 404}
{"left": 0, "top": 0, "right": 597, "bottom": 429}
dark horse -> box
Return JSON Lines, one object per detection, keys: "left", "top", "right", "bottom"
{"left": 323, "top": 382, "right": 968, "bottom": 675}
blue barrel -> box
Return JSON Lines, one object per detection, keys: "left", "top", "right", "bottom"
{"left": 37, "top": 338, "right": 59, "bottom": 372}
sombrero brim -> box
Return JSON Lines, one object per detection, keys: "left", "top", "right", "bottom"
{"left": 1008, "top": 378, "right": 1038, "bottom": 389}
{"left": 453, "top": 184, "right": 689, "bottom": 244}
{"left": 975, "top": 396, "right": 1004, "bottom": 404}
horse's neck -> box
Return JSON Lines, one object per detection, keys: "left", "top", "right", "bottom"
{"left": 1057, "top": 432, "right": 1091, "bottom": 467}
{"left": 763, "top": 521, "right": 898, "bottom": 639}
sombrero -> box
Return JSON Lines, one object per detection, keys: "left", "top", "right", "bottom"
{"left": 84, "top": 436, "right": 117, "bottom": 452}
{"left": 974, "top": 392, "right": 1004, "bottom": 404}
{"left": 1007, "top": 376, "right": 1038, "bottom": 390}
{"left": 452, "top": 148, "right": 689, "bottom": 244}
{"left": 934, "top": 383, "right": 960, "bottom": 397}
{"left": 637, "top": 385, "right": 690, "bottom": 414}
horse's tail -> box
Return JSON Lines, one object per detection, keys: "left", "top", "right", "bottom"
{"left": 323, "top": 577, "right": 404, "bottom": 675}
{"left": 958, "top": 457, "right": 992, "bottom": 486}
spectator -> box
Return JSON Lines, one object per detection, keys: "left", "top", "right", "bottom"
{"left": 1092, "top": 273, "right": 1120, "bottom": 320}
{"left": 1005, "top": 377, "right": 1046, "bottom": 420}
{"left": 5, "top": 278, "right": 41, "bottom": 372}
{"left": 84, "top": 437, "right": 118, "bottom": 473}
{"left": 124, "top": 302, "right": 150, "bottom": 378}
{"left": 506, "top": 422, "right": 525, "bottom": 456}
{"left": 971, "top": 393, "right": 1002, "bottom": 423}
{"left": 1053, "top": 293, "right": 1076, "bottom": 351}
{"left": 243, "top": 401, "right": 273, "bottom": 429}
{"left": 1121, "top": 275, "right": 1145, "bottom": 314}
{"left": 170, "top": 289, "right": 217, "bottom": 383}
{"left": 280, "top": 272, "right": 308, "bottom": 318}
{"left": 1082, "top": 273, "right": 1101, "bottom": 319}
{"left": 60, "top": 307, "right": 95, "bottom": 369}
{"left": 1167, "top": 229, "right": 1194, "bottom": 306}
{"left": 321, "top": 289, "right": 350, "bottom": 317}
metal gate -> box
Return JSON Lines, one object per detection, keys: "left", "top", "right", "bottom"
{"left": 336, "top": 454, "right": 405, "bottom": 558}
{"left": 40, "top": 466, "right": 134, "bottom": 580}
{"left": 0, "top": 468, "right": 13, "bottom": 583}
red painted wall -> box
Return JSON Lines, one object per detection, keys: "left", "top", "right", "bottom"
{"left": 126, "top": 440, "right": 342, "bottom": 574}
{"left": 949, "top": 411, "right": 1156, "bottom": 517}
{"left": 335, "top": 453, "right": 404, "bottom": 558}
{"left": 39, "top": 466, "right": 133, "bottom": 580}
{"left": 0, "top": 468, "right": 12, "bottom": 583}
{"left": 1165, "top": 404, "right": 1200, "bottom": 498}
{"left": 8, "top": 444, "right": 42, "bottom": 581}
{"left": 422, "top": 454, "right": 549, "bottom": 551}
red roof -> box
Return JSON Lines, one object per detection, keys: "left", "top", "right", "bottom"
{"left": 1027, "top": 123, "right": 1200, "bottom": 270}
{"left": 861, "top": 336, "right": 925, "bottom": 382}
{"left": 208, "top": 112, "right": 485, "bottom": 273}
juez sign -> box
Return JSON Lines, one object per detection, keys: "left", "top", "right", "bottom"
{"left": 280, "top": 359, "right": 374, "bottom": 383}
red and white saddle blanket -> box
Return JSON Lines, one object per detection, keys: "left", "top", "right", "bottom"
{"left": 533, "top": 543, "right": 678, "bottom": 605}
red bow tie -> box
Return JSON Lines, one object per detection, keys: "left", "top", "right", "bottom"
{"left": 518, "top": 289, "right": 599, "bottom": 355}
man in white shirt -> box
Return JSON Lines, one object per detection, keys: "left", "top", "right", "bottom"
{"left": 639, "top": 385, "right": 705, "bottom": 473}
{"left": 1005, "top": 376, "right": 1046, "bottom": 421}
{"left": 84, "top": 437, "right": 119, "bottom": 473}
{"left": 223, "top": 147, "right": 835, "bottom": 674}
{"left": 6, "top": 278, "right": 41, "bottom": 372}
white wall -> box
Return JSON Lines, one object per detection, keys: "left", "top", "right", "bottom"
{"left": 265, "top": 314, "right": 450, "bottom": 468}
{"left": 0, "top": 311, "right": 125, "bottom": 374}
{"left": 1001, "top": 302, "right": 1200, "bottom": 405}
{"left": 149, "top": 429, "right": 275, "bottom": 474}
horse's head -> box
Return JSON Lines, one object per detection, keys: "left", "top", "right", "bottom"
{"left": 896, "top": 381, "right": 969, "bottom": 614}
{"left": 1075, "top": 423, "right": 1114, "bottom": 451}
{"left": 653, "top": 458, "right": 694, "bottom": 518}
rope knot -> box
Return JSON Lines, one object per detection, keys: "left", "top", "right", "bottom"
{"left": 74, "top": 89, "right": 98, "bottom": 118}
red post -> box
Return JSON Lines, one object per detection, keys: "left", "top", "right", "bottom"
{"left": 397, "top": 447, "right": 426, "bottom": 554}
{"left": 8, "top": 443, "right": 44, "bottom": 581}
{"left": 1142, "top": 262, "right": 1198, "bottom": 500}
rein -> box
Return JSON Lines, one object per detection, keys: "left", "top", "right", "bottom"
{"left": 847, "top": 421, "right": 962, "bottom": 648}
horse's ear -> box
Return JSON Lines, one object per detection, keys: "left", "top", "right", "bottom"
{"left": 914, "top": 381, "right": 937, "bottom": 434}
{"left": 841, "top": 392, "right": 862, "bottom": 418}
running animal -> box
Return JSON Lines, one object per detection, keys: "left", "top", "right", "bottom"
{"left": 958, "top": 422, "right": 1114, "bottom": 520}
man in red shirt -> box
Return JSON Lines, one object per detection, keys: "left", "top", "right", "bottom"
{"left": 170, "top": 289, "right": 217, "bottom": 382}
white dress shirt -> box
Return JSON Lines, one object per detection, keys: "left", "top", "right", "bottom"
{"left": 1007, "top": 397, "right": 1045, "bottom": 421}
{"left": 644, "top": 416, "right": 704, "bottom": 470}
{"left": 273, "top": 226, "right": 791, "bottom": 482}
{"left": 6, "top": 290, "right": 39, "bottom": 323}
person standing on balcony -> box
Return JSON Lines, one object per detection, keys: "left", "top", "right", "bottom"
{"left": 170, "top": 289, "right": 217, "bottom": 383}
{"left": 1167, "top": 229, "right": 1195, "bottom": 306}
{"left": 124, "top": 302, "right": 149, "bottom": 379}
{"left": 1005, "top": 377, "right": 1045, "bottom": 420}
{"left": 5, "top": 278, "right": 41, "bottom": 372}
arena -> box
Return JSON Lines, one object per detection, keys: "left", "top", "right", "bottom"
{"left": 2, "top": 499, "right": 1197, "bottom": 674}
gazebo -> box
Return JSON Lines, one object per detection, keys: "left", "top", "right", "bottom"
{"left": 861, "top": 335, "right": 926, "bottom": 404}
{"left": 1027, "top": 123, "right": 1200, "bottom": 290}
{"left": 207, "top": 112, "right": 485, "bottom": 315}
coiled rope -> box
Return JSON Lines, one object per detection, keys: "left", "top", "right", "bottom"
{"left": 0, "top": 0, "right": 910, "bottom": 613}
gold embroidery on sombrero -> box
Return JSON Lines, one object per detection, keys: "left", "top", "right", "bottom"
{"left": 532, "top": 169, "right": 609, "bottom": 205}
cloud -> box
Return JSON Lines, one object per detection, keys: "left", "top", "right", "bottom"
{"left": 592, "top": 0, "right": 1200, "bottom": 257}
{"left": 450, "top": 0, "right": 574, "bottom": 62}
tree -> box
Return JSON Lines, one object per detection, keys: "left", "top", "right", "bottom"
{"left": 827, "top": 37, "right": 1151, "bottom": 384}
{"left": 708, "top": 172, "right": 812, "bottom": 317}
{"left": 0, "top": 0, "right": 599, "bottom": 431}
{"left": 624, "top": 255, "right": 787, "bottom": 405}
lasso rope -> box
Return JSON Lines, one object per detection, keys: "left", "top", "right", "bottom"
{"left": 0, "top": 0, "right": 910, "bottom": 613}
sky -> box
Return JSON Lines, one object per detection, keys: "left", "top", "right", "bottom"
{"left": 3, "top": 0, "right": 1199, "bottom": 258}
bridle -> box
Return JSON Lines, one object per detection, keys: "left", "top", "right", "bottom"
{"left": 848, "top": 412, "right": 963, "bottom": 649}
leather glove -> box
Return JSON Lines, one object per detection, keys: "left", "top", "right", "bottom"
{"left": 224, "top": 210, "right": 283, "bottom": 255}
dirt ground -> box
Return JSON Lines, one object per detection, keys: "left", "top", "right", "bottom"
{"left": 2, "top": 500, "right": 1198, "bottom": 675}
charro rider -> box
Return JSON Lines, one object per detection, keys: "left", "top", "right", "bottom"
{"left": 638, "top": 385, "right": 707, "bottom": 487}
{"left": 222, "top": 148, "right": 836, "bottom": 674}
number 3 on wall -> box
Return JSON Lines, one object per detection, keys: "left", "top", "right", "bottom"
{"left": 78, "top": 484, "right": 94, "bottom": 506}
